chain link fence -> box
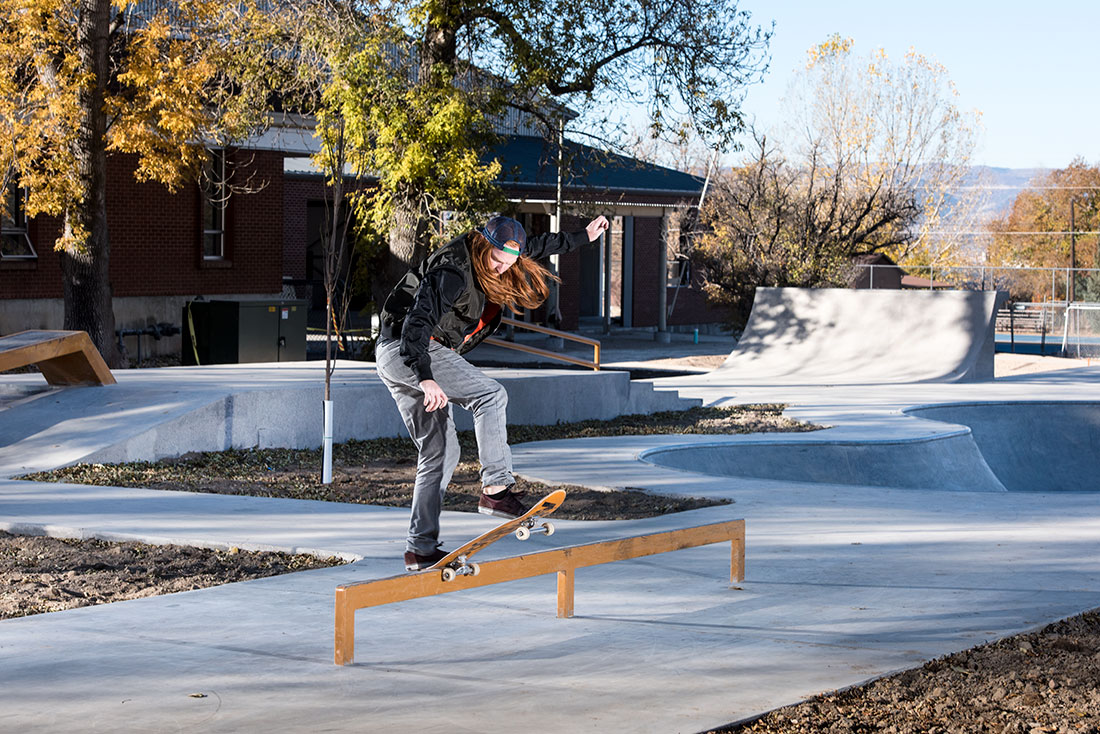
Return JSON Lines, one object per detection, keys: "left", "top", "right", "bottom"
{"left": 854, "top": 264, "right": 1100, "bottom": 357}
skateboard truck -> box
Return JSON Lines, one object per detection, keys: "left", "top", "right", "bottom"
{"left": 440, "top": 556, "right": 481, "bottom": 582}
{"left": 429, "top": 489, "right": 567, "bottom": 583}
{"left": 515, "top": 516, "right": 555, "bottom": 540}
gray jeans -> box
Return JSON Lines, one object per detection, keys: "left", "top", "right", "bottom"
{"left": 375, "top": 337, "right": 513, "bottom": 554}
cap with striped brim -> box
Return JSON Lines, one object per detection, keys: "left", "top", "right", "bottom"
{"left": 477, "top": 216, "right": 527, "bottom": 257}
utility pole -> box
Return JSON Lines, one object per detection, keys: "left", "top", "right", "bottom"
{"left": 1070, "top": 198, "right": 1077, "bottom": 302}
{"left": 546, "top": 116, "right": 564, "bottom": 330}
{"left": 544, "top": 117, "right": 565, "bottom": 347}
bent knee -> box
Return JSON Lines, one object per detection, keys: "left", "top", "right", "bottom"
{"left": 483, "top": 382, "right": 508, "bottom": 407}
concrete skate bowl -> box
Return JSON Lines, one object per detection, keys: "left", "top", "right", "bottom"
{"left": 905, "top": 402, "right": 1100, "bottom": 492}
{"left": 640, "top": 401, "right": 1100, "bottom": 493}
{"left": 707, "top": 287, "right": 1006, "bottom": 384}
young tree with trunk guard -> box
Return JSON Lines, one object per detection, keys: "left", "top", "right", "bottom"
{"left": 274, "top": 0, "right": 385, "bottom": 482}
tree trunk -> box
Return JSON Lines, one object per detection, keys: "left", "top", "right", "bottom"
{"left": 59, "top": 0, "right": 119, "bottom": 368}
{"left": 370, "top": 7, "right": 458, "bottom": 303}
{"left": 374, "top": 199, "right": 427, "bottom": 305}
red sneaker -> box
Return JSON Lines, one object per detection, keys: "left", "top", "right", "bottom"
{"left": 477, "top": 488, "right": 529, "bottom": 519}
{"left": 404, "top": 547, "right": 448, "bottom": 571}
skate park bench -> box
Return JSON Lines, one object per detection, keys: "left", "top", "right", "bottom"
{"left": 334, "top": 519, "right": 745, "bottom": 665}
{"left": 0, "top": 330, "right": 116, "bottom": 386}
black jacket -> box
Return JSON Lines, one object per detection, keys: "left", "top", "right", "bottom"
{"left": 380, "top": 229, "right": 590, "bottom": 382}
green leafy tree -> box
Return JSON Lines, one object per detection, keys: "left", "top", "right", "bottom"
{"left": 315, "top": 0, "right": 772, "bottom": 302}
{"left": 0, "top": 0, "right": 284, "bottom": 365}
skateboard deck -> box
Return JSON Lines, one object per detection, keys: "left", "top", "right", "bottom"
{"left": 428, "top": 489, "right": 566, "bottom": 582}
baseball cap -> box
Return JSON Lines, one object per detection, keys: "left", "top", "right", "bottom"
{"left": 477, "top": 216, "right": 527, "bottom": 257}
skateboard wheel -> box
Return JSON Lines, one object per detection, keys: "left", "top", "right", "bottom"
{"left": 515, "top": 526, "right": 531, "bottom": 541}
{"left": 469, "top": 562, "right": 481, "bottom": 577}
{"left": 441, "top": 567, "right": 456, "bottom": 582}
{"left": 543, "top": 522, "right": 555, "bottom": 536}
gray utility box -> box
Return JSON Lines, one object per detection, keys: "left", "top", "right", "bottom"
{"left": 182, "top": 300, "right": 307, "bottom": 365}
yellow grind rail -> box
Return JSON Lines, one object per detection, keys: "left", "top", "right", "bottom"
{"left": 484, "top": 316, "right": 601, "bottom": 370}
{"left": 0, "top": 330, "right": 115, "bottom": 386}
{"left": 334, "top": 519, "right": 745, "bottom": 665}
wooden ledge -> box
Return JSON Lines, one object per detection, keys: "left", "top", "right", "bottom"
{"left": 0, "top": 330, "right": 116, "bottom": 386}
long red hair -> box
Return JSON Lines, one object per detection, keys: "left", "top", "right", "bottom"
{"left": 470, "top": 232, "right": 560, "bottom": 311}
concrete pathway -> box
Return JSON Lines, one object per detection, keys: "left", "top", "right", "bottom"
{"left": 2, "top": 352, "right": 1100, "bottom": 732}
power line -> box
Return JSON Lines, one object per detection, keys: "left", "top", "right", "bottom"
{"left": 919, "top": 185, "right": 1100, "bottom": 190}
{"left": 956, "top": 185, "right": 1100, "bottom": 190}
{"left": 925, "top": 231, "right": 1100, "bottom": 236}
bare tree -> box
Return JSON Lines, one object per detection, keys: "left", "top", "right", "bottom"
{"left": 694, "top": 36, "right": 983, "bottom": 327}
{"left": 776, "top": 35, "right": 982, "bottom": 266}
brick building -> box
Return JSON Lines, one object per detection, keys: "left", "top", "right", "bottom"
{"left": 0, "top": 115, "right": 725, "bottom": 360}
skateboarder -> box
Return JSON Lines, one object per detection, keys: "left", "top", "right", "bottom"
{"left": 376, "top": 214, "right": 610, "bottom": 570}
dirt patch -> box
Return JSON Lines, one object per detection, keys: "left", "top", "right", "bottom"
{"left": 0, "top": 531, "right": 346, "bottom": 620}
{"left": 710, "top": 610, "right": 1100, "bottom": 733}
{"left": 23, "top": 405, "right": 814, "bottom": 520}
{"left": 7, "top": 405, "right": 810, "bottom": 621}
{"left": 21, "top": 462, "right": 729, "bottom": 520}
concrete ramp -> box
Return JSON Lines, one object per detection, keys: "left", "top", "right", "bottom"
{"left": 712, "top": 287, "right": 1006, "bottom": 384}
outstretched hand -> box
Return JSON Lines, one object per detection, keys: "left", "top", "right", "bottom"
{"left": 585, "top": 216, "right": 610, "bottom": 241}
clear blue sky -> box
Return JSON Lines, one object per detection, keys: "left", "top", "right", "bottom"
{"left": 734, "top": 0, "right": 1098, "bottom": 170}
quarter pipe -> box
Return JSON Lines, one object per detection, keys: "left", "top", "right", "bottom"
{"left": 710, "top": 287, "right": 1006, "bottom": 384}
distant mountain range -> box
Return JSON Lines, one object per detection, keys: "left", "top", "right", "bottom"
{"left": 966, "top": 166, "right": 1052, "bottom": 220}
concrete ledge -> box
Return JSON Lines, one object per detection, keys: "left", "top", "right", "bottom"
{"left": 0, "top": 362, "right": 698, "bottom": 473}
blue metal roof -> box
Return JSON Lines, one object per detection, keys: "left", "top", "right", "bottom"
{"left": 492, "top": 135, "right": 704, "bottom": 197}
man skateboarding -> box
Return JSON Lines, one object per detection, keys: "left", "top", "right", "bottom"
{"left": 375, "top": 214, "right": 610, "bottom": 570}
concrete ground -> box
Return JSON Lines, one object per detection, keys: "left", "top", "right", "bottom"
{"left": 1, "top": 337, "right": 1099, "bottom": 733}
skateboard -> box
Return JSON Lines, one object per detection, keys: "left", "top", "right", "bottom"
{"left": 428, "top": 489, "right": 566, "bottom": 582}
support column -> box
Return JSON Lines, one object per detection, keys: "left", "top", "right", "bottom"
{"left": 602, "top": 229, "right": 611, "bottom": 334}
{"left": 622, "top": 216, "right": 634, "bottom": 328}
{"left": 557, "top": 568, "right": 575, "bottom": 618}
{"left": 655, "top": 210, "right": 671, "bottom": 343}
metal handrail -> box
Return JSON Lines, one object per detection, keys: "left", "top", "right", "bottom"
{"left": 483, "top": 317, "right": 601, "bottom": 370}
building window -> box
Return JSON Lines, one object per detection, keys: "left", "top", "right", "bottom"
{"left": 668, "top": 254, "right": 692, "bottom": 287}
{"left": 201, "top": 149, "right": 227, "bottom": 260}
{"left": 1, "top": 185, "right": 36, "bottom": 260}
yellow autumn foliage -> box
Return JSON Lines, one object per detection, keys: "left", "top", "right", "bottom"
{"left": 0, "top": 0, "right": 277, "bottom": 253}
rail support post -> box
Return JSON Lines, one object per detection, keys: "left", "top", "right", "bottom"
{"left": 731, "top": 533, "right": 745, "bottom": 583}
{"left": 557, "top": 568, "right": 575, "bottom": 618}
{"left": 334, "top": 588, "right": 354, "bottom": 666}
